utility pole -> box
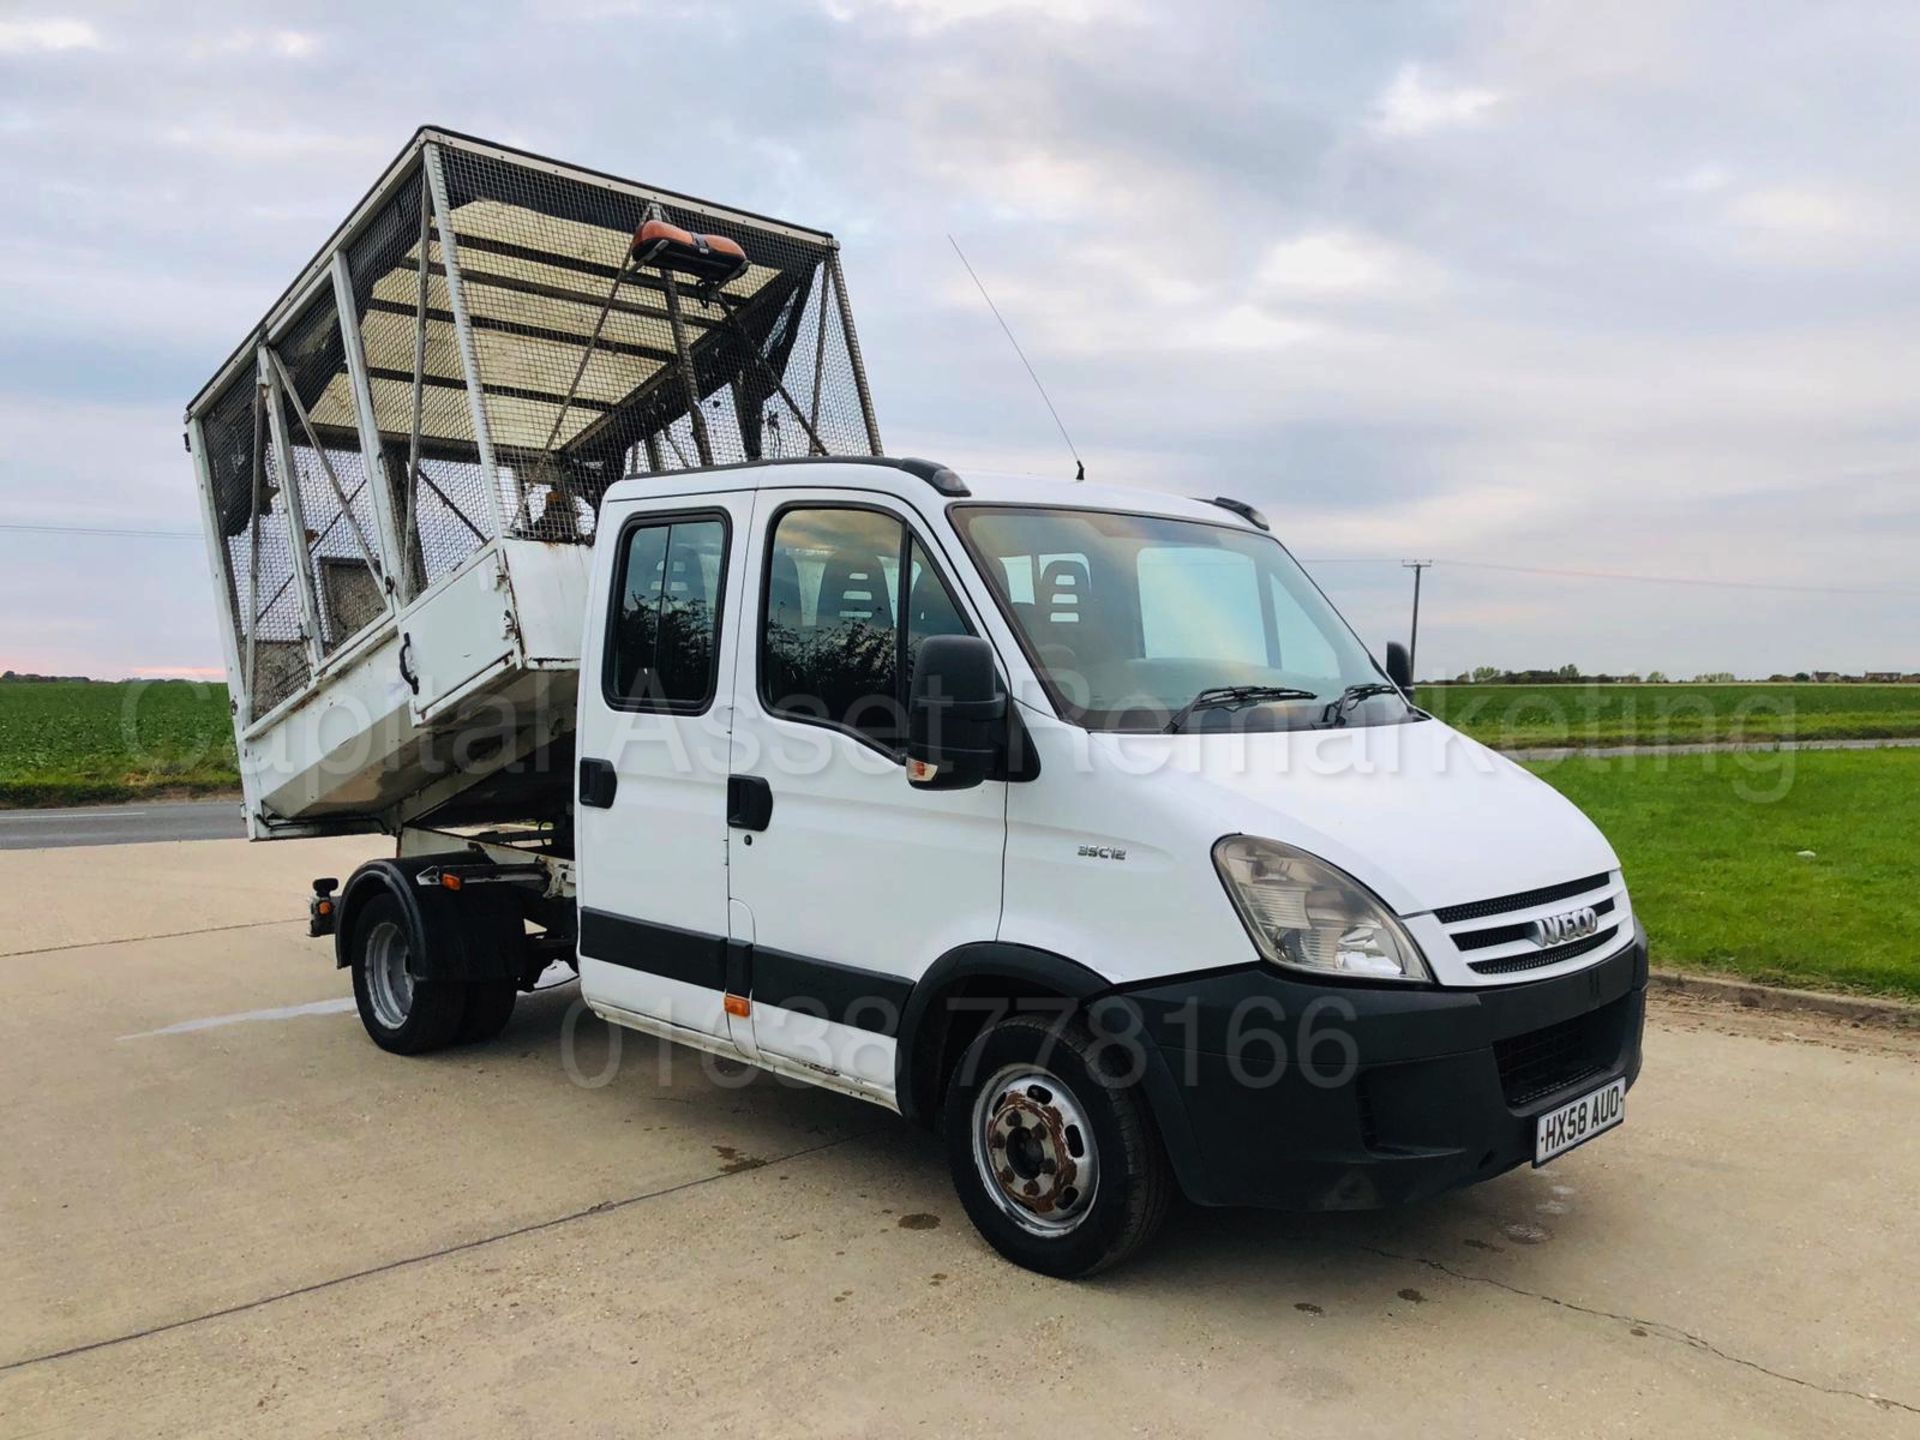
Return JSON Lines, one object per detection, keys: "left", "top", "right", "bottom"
{"left": 1402, "top": 560, "right": 1433, "bottom": 682}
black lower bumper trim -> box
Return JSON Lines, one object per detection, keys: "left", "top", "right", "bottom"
{"left": 1118, "top": 925, "right": 1649, "bottom": 1210}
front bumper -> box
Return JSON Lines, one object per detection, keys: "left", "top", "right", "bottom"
{"left": 1120, "top": 924, "right": 1648, "bottom": 1210}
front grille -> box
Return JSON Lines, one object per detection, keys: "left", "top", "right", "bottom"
{"left": 1493, "top": 1000, "right": 1623, "bottom": 1108}
{"left": 1455, "top": 896, "right": 1616, "bottom": 952}
{"left": 1469, "top": 925, "right": 1620, "bottom": 975}
{"left": 1435, "top": 872, "right": 1612, "bottom": 926}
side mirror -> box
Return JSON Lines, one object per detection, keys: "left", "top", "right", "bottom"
{"left": 1385, "top": 641, "right": 1413, "bottom": 692}
{"left": 907, "top": 635, "right": 1005, "bottom": 791}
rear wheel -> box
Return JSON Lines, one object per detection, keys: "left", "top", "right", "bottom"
{"left": 349, "top": 893, "right": 467, "bottom": 1055}
{"left": 943, "top": 1015, "right": 1171, "bottom": 1278}
{"left": 455, "top": 982, "right": 519, "bottom": 1044}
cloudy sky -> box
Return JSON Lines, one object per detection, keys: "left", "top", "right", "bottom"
{"left": 1, "top": 0, "right": 1915, "bottom": 681}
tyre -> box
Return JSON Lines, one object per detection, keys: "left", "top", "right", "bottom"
{"left": 349, "top": 892, "right": 467, "bottom": 1055}
{"left": 942, "top": 1014, "right": 1171, "bottom": 1278}
{"left": 455, "top": 982, "right": 518, "bottom": 1044}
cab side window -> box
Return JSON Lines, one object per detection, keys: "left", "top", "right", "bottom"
{"left": 607, "top": 514, "right": 727, "bottom": 710}
{"left": 762, "top": 507, "right": 973, "bottom": 752}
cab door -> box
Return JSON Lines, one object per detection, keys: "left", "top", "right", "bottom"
{"left": 575, "top": 495, "right": 750, "bottom": 1046}
{"left": 725, "top": 492, "right": 1007, "bottom": 1101}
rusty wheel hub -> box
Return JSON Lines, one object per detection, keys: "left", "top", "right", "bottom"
{"left": 971, "top": 1064, "right": 1100, "bottom": 1236}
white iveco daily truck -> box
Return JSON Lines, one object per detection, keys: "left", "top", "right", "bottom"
{"left": 187, "top": 129, "right": 1645, "bottom": 1276}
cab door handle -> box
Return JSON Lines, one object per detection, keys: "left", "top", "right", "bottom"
{"left": 727, "top": 775, "right": 773, "bottom": 831}
{"left": 579, "top": 757, "right": 618, "bottom": 809}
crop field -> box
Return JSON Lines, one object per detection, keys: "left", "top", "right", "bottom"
{"left": 1529, "top": 747, "right": 1920, "bottom": 998}
{"left": 1424, "top": 682, "right": 1920, "bottom": 747}
{"left": 0, "top": 681, "right": 237, "bottom": 807}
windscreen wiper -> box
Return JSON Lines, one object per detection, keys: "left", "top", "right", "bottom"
{"left": 1165, "top": 685, "right": 1319, "bottom": 734}
{"left": 1319, "top": 682, "right": 1404, "bottom": 727}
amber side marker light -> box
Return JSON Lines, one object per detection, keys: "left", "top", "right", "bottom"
{"left": 440, "top": 873, "right": 463, "bottom": 891}
{"left": 723, "top": 994, "right": 750, "bottom": 1018}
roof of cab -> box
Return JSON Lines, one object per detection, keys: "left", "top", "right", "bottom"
{"left": 598, "top": 455, "right": 1260, "bottom": 530}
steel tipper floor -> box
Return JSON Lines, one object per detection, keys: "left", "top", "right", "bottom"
{"left": 1, "top": 839, "right": 1916, "bottom": 1437}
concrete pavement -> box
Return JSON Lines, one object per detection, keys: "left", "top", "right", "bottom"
{"left": 0, "top": 837, "right": 1915, "bottom": 1438}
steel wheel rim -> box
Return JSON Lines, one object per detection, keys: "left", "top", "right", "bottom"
{"left": 364, "top": 920, "right": 413, "bottom": 1030}
{"left": 971, "top": 1063, "right": 1101, "bottom": 1237}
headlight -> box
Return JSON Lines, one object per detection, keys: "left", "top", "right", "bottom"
{"left": 1213, "top": 836, "right": 1430, "bottom": 982}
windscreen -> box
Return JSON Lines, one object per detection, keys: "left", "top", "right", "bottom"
{"left": 952, "top": 505, "right": 1414, "bottom": 732}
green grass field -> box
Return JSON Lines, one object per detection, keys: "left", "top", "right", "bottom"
{"left": 0, "top": 680, "right": 237, "bottom": 807}
{"left": 1529, "top": 748, "right": 1920, "bottom": 999}
{"left": 1424, "top": 682, "right": 1920, "bottom": 747}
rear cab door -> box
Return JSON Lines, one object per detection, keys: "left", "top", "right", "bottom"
{"left": 575, "top": 489, "right": 752, "bottom": 1048}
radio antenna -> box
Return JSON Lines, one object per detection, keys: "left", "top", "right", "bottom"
{"left": 948, "top": 235, "right": 1085, "bottom": 481}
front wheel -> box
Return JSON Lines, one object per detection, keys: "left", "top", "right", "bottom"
{"left": 349, "top": 893, "right": 467, "bottom": 1055}
{"left": 942, "top": 1015, "right": 1171, "bottom": 1278}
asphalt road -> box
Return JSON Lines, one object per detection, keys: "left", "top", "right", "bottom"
{"left": 0, "top": 799, "right": 243, "bottom": 850}
{"left": 0, "top": 836, "right": 1915, "bottom": 1438}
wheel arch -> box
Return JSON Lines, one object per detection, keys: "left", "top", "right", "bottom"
{"left": 899, "top": 940, "right": 1211, "bottom": 1209}
{"left": 895, "top": 942, "right": 1110, "bottom": 1128}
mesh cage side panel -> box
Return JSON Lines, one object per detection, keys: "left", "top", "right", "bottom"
{"left": 343, "top": 162, "right": 496, "bottom": 591}
{"left": 411, "top": 457, "right": 494, "bottom": 586}
{"left": 201, "top": 371, "right": 312, "bottom": 717}
{"left": 272, "top": 290, "right": 391, "bottom": 656}
{"left": 780, "top": 268, "right": 870, "bottom": 465}
{"left": 197, "top": 377, "right": 253, "bottom": 671}
{"left": 253, "top": 430, "right": 315, "bottom": 715}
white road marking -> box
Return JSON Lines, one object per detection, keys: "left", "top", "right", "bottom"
{"left": 120, "top": 997, "right": 355, "bottom": 1040}
{"left": 117, "top": 971, "right": 574, "bottom": 1040}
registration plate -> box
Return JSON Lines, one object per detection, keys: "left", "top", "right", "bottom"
{"left": 1533, "top": 1077, "right": 1626, "bottom": 1166}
